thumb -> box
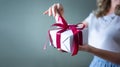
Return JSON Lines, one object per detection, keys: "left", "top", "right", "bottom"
{"left": 79, "top": 45, "right": 84, "bottom": 51}
{"left": 79, "top": 44, "right": 89, "bottom": 51}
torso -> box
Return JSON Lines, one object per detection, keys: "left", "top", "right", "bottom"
{"left": 87, "top": 13, "right": 120, "bottom": 52}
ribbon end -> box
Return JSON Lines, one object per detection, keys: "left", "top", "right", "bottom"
{"left": 43, "top": 44, "right": 47, "bottom": 50}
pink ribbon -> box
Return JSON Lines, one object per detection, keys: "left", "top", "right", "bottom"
{"left": 48, "top": 16, "right": 84, "bottom": 56}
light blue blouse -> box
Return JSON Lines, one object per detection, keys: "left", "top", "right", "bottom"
{"left": 85, "top": 12, "right": 120, "bottom": 53}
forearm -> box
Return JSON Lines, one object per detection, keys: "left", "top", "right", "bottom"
{"left": 88, "top": 46, "right": 120, "bottom": 65}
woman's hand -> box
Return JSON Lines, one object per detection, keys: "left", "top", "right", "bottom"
{"left": 79, "top": 44, "right": 92, "bottom": 52}
{"left": 43, "top": 3, "right": 64, "bottom": 18}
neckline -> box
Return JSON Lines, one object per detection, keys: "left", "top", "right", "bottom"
{"left": 98, "top": 13, "right": 117, "bottom": 29}
{"left": 102, "top": 13, "right": 116, "bottom": 21}
{"left": 104, "top": 13, "right": 116, "bottom": 17}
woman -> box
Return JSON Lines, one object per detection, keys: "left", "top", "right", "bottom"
{"left": 43, "top": 0, "right": 120, "bottom": 67}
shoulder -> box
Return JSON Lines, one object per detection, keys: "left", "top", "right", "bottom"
{"left": 84, "top": 12, "right": 97, "bottom": 23}
{"left": 82, "top": 12, "right": 97, "bottom": 28}
{"left": 88, "top": 12, "right": 96, "bottom": 18}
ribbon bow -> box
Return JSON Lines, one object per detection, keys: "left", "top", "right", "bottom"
{"left": 48, "top": 16, "right": 84, "bottom": 56}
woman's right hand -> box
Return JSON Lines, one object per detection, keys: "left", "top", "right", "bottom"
{"left": 43, "top": 3, "right": 64, "bottom": 18}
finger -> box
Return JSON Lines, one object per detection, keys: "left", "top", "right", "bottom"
{"left": 57, "top": 3, "right": 63, "bottom": 16}
{"left": 52, "top": 4, "right": 57, "bottom": 17}
{"left": 43, "top": 10, "right": 48, "bottom": 15}
{"left": 48, "top": 7, "right": 52, "bottom": 16}
{"left": 57, "top": 49, "right": 67, "bottom": 52}
{"left": 79, "top": 45, "right": 84, "bottom": 50}
{"left": 57, "top": 3, "right": 61, "bottom": 11}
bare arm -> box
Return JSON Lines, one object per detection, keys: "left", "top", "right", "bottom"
{"left": 79, "top": 45, "right": 120, "bottom": 65}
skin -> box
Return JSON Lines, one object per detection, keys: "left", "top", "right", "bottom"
{"left": 43, "top": 0, "right": 120, "bottom": 65}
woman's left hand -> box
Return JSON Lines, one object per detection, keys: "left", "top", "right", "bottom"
{"left": 79, "top": 44, "right": 92, "bottom": 52}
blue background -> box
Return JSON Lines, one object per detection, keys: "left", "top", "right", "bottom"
{"left": 0, "top": 0, "right": 96, "bottom": 67}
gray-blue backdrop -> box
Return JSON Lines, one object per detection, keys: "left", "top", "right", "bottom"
{"left": 0, "top": 0, "right": 96, "bottom": 67}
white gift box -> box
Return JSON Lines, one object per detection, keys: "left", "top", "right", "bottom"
{"left": 49, "top": 29, "right": 74, "bottom": 53}
{"left": 49, "top": 28, "right": 87, "bottom": 56}
{"left": 47, "top": 16, "right": 88, "bottom": 56}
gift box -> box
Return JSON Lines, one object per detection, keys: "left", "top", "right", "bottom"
{"left": 48, "top": 16, "right": 85, "bottom": 56}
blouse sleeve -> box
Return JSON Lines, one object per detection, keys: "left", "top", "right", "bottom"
{"left": 84, "top": 12, "right": 94, "bottom": 24}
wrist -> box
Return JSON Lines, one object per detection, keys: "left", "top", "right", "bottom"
{"left": 79, "top": 44, "right": 92, "bottom": 52}
{"left": 84, "top": 45, "right": 94, "bottom": 52}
